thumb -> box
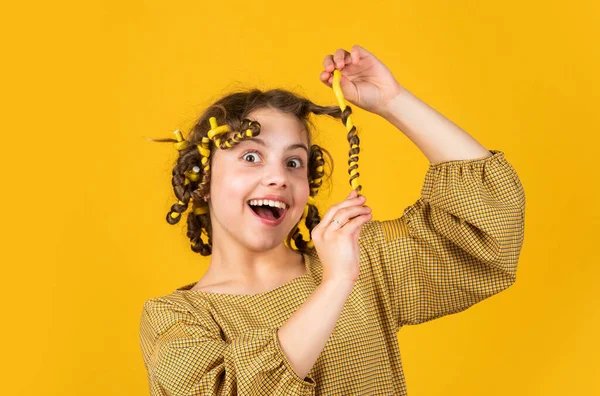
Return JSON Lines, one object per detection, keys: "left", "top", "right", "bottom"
{"left": 351, "top": 44, "right": 376, "bottom": 62}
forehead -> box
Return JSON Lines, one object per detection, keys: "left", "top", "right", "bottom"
{"left": 245, "top": 107, "right": 308, "bottom": 144}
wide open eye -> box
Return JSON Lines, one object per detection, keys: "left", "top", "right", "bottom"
{"left": 242, "top": 151, "right": 261, "bottom": 163}
{"left": 287, "top": 158, "right": 304, "bottom": 168}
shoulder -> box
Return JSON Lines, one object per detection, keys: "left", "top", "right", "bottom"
{"left": 189, "top": 275, "right": 240, "bottom": 294}
{"left": 191, "top": 280, "right": 251, "bottom": 295}
{"left": 141, "top": 291, "right": 218, "bottom": 337}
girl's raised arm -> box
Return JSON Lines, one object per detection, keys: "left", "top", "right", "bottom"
{"left": 321, "top": 44, "right": 491, "bottom": 163}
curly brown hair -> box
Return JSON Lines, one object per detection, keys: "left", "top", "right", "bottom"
{"left": 149, "top": 88, "right": 361, "bottom": 256}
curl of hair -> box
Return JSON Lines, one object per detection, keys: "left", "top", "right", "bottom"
{"left": 289, "top": 144, "right": 330, "bottom": 251}
{"left": 343, "top": 107, "right": 361, "bottom": 193}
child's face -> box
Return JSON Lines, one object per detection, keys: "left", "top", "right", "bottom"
{"left": 207, "top": 107, "right": 311, "bottom": 251}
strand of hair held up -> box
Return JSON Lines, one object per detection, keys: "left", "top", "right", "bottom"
{"left": 332, "top": 69, "right": 362, "bottom": 196}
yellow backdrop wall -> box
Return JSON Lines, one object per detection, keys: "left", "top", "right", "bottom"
{"left": 1, "top": 0, "right": 598, "bottom": 394}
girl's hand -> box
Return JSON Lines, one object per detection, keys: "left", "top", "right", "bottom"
{"left": 320, "top": 45, "right": 404, "bottom": 117}
{"left": 310, "top": 189, "right": 372, "bottom": 283}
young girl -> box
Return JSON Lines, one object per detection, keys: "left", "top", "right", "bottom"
{"left": 139, "top": 45, "right": 526, "bottom": 395}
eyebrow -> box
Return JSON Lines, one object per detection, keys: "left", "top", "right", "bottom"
{"left": 242, "top": 137, "right": 309, "bottom": 155}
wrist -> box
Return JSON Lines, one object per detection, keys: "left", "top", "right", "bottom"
{"left": 376, "top": 80, "right": 405, "bottom": 119}
{"left": 321, "top": 277, "right": 357, "bottom": 289}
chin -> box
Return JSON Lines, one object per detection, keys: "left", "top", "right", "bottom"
{"left": 247, "top": 243, "right": 282, "bottom": 254}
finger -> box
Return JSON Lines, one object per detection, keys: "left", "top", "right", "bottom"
{"left": 333, "top": 48, "right": 351, "bottom": 69}
{"left": 340, "top": 213, "right": 373, "bottom": 235}
{"left": 344, "top": 52, "right": 352, "bottom": 66}
{"left": 317, "top": 195, "right": 366, "bottom": 230}
{"left": 319, "top": 70, "right": 332, "bottom": 87}
{"left": 321, "top": 201, "right": 370, "bottom": 232}
{"left": 350, "top": 47, "right": 360, "bottom": 64}
{"left": 323, "top": 55, "right": 335, "bottom": 72}
{"left": 330, "top": 204, "right": 372, "bottom": 227}
{"left": 318, "top": 198, "right": 366, "bottom": 230}
{"left": 351, "top": 44, "right": 373, "bottom": 58}
{"left": 340, "top": 53, "right": 352, "bottom": 69}
{"left": 351, "top": 44, "right": 382, "bottom": 64}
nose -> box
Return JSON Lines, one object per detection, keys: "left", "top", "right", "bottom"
{"left": 261, "top": 162, "right": 288, "bottom": 188}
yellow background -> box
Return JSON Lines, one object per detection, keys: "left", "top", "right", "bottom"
{"left": 1, "top": 0, "right": 598, "bottom": 394}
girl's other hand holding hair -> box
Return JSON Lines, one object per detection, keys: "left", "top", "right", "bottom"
{"left": 320, "top": 45, "right": 404, "bottom": 117}
{"left": 310, "top": 189, "right": 372, "bottom": 283}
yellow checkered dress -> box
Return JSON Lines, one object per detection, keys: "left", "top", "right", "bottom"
{"left": 139, "top": 149, "right": 525, "bottom": 395}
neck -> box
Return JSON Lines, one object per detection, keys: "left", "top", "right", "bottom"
{"left": 207, "top": 239, "right": 304, "bottom": 285}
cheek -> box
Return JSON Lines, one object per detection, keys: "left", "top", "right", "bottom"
{"left": 297, "top": 170, "right": 310, "bottom": 187}
{"left": 290, "top": 170, "right": 309, "bottom": 190}
{"left": 208, "top": 178, "right": 247, "bottom": 224}
{"left": 212, "top": 174, "right": 249, "bottom": 201}
{"left": 300, "top": 179, "right": 310, "bottom": 196}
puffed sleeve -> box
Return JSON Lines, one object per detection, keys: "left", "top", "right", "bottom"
{"left": 360, "top": 149, "right": 525, "bottom": 329}
{"left": 139, "top": 297, "right": 317, "bottom": 396}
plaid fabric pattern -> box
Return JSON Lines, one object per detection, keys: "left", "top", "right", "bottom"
{"left": 139, "top": 149, "right": 525, "bottom": 395}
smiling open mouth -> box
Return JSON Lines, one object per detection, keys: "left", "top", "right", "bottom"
{"left": 248, "top": 202, "right": 285, "bottom": 220}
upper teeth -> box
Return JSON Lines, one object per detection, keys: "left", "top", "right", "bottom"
{"left": 249, "top": 200, "right": 287, "bottom": 210}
